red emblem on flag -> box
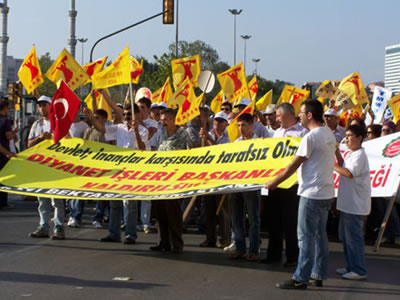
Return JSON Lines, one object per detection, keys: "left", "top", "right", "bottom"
{"left": 49, "top": 81, "right": 81, "bottom": 144}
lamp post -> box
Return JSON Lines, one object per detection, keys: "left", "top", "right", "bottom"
{"left": 241, "top": 35, "right": 251, "bottom": 74}
{"left": 77, "top": 38, "right": 88, "bottom": 66}
{"left": 228, "top": 9, "right": 242, "bottom": 66}
{"left": 252, "top": 58, "right": 260, "bottom": 75}
{"left": 77, "top": 38, "right": 87, "bottom": 96}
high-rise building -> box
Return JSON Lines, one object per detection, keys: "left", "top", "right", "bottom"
{"left": 385, "top": 44, "right": 400, "bottom": 94}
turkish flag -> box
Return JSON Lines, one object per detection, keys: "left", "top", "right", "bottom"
{"left": 49, "top": 80, "right": 81, "bottom": 144}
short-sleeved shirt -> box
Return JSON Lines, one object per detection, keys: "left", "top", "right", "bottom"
{"left": 234, "top": 133, "right": 258, "bottom": 142}
{"left": 208, "top": 129, "right": 230, "bottom": 145}
{"left": 105, "top": 123, "right": 149, "bottom": 150}
{"left": 157, "top": 127, "right": 192, "bottom": 151}
{"left": 143, "top": 117, "right": 158, "bottom": 129}
{"left": 69, "top": 121, "right": 89, "bottom": 138}
{"left": 29, "top": 118, "right": 51, "bottom": 140}
{"left": 296, "top": 126, "right": 336, "bottom": 199}
{"left": 333, "top": 125, "right": 346, "bottom": 143}
{"left": 274, "top": 123, "right": 308, "bottom": 138}
{"left": 254, "top": 121, "right": 270, "bottom": 138}
{"left": 337, "top": 148, "right": 371, "bottom": 215}
{"left": 0, "top": 114, "right": 12, "bottom": 151}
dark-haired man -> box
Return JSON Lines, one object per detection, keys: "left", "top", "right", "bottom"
{"left": 265, "top": 99, "right": 336, "bottom": 289}
{"left": 229, "top": 113, "right": 261, "bottom": 261}
{"left": 150, "top": 108, "right": 192, "bottom": 253}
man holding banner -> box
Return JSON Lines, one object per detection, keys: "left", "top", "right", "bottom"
{"left": 28, "top": 95, "right": 66, "bottom": 240}
{"left": 265, "top": 99, "right": 336, "bottom": 289}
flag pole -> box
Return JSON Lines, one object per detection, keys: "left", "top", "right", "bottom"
{"left": 129, "top": 82, "right": 135, "bottom": 120}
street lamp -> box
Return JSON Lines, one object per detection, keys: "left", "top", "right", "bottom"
{"left": 228, "top": 9, "right": 242, "bottom": 66}
{"left": 77, "top": 38, "right": 88, "bottom": 66}
{"left": 252, "top": 58, "right": 260, "bottom": 75}
{"left": 241, "top": 35, "right": 251, "bottom": 74}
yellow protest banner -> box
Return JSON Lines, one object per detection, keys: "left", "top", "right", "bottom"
{"left": 0, "top": 137, "right": 300, "bottom": 200}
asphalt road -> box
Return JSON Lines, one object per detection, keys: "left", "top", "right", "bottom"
{"left": 1, "top": 195, "right": 400, "bottom": 300}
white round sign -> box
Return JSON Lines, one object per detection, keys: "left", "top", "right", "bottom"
{"left": 198, "top": 70, "right": 215, "bottom": 94}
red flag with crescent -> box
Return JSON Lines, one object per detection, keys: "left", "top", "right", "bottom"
{"left": 49, "top": 81, "right": 81, "bottom": 144}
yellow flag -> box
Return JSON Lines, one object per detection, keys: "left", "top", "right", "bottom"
{"left": 248, "top": 75, "right": 258, "bottom": 100}
{"left": 277, "top": 84, "right": 295, "bottom": 104}
{"left": 130, "top": 57, "right": 144, "bottom": 84}
{"left": 217, "top": 62, "right": 251, "bottom": 102}
{"left": 256, "top": 89, "right": 272, "bottom": 111}
{"left": 210, "top": 90, "right": 224, "bottom": 113}
{"left": 171, "top": 54, "right": 201, "bottom": 89}
{"left": 18, "top": 45, "right": 44, "bottom": 94}
{"left": 169, "top": 77, "right": 192, "bottom": 108}
{"left": 289, "top": 87, "right": 310, "bottom": 115}
{"left": 82, "top": 56, "right": 107, "bottom": 84}
{"left": 226, "top": 101, "right": 254, "bottom": 142}
{"left": 175, "top": 85, "right": 200, "bottom": 125}
{"left": 338, "top": 72, "right": 369, "bottom": 106}
{"left": 152, "top": 77, "right": 173, "bottom": 105}
{"left": 84, "top": 89, "right": 113, "bottom": 121}
{"left": 91, "top": 46, "right": 131, "bottom": 89}
{"left": 45, "top": 48, "right": 89, "bottom": 91}
{"left": 387, "top": 94, "right": 400, "bottom": 124}
{"left": 339, "top": 104, "right": 363, "bottom": 128}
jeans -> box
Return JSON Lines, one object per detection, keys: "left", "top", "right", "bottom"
{"left": 140, "top": 200, "right": 151, "bottom": 227}
{"left": 38, "top": 197, "right": 65, "bottom": 233}
{"left": 109, "top": 200, "right": 137, "bottom": 241}
{"left": 339, "top": 212, "right": 367, "bottom": 276}
{"left": 231, "top": 191, "right": 260, "bottom": 255}
{"left": 93, "top": 200, "right": 110, "bottom": 223}
{"left": 69, "top": 199, "right": 85, "bottom": 222}
{"left": 293, "top": 197, "right": 333, "bottom": 283}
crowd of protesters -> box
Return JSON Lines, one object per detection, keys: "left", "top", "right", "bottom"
{"left": 1, "top": 86, "right": 400, "bottom": 290}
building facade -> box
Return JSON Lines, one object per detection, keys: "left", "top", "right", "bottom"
{"left": 385, "top": 44, "right": 400, "bottom": 94}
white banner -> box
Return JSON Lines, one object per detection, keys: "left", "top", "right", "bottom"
{"left": 335, "top": 132, "right": 400, "bottom": 197}
{"left": 371, "top": 86, "right": 392, "bottom": 124}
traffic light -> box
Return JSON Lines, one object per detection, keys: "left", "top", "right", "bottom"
{"left": 163, "top": 0, "right": 174, "bottom": 24}
{"left": 16, "top": 82, "right": 23, "bottom": 98}
{"left": 8, "top": 82, "right": 17, "bottom": 101}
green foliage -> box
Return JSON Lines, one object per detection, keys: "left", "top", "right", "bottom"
{"left": 37, "top": 53, "right": 57, "bottom": 97}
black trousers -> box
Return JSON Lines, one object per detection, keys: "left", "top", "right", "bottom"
{"left": 0, "top": 155, "right": 8, "bottom": 208}
{"left": 265, "top": 185, "right": 299, "bottom": 262}
{"left": 153, "top": 199, "right": 184, "bottom": 249}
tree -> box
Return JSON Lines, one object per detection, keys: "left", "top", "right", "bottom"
{"left": 37, "top": 53, "right": 57, "bottom": 97}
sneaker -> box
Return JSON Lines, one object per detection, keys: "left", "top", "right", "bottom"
{"left": 223, "top": 242, "right": 236, "bottom": 254}
{"left": 276, "top": 279, "right": 307, "bottom": 290}
{"left": 336, "top": 267, "right": 348, "bottom": 275}
{"left": 143, "top": 225, "right": 151, "bottom": 234}
{"left": 342, "top": 272, "right": 367, "bottom": 280}
{"left": 309, "top": 278, "right": 323, "bottom": 287}
{"left": 229, "top": 251, "right": 246, "bottom": 260}
{"left": 51, "top": 230, "right": 65, "bottom": 240}
{"left": 123, "top": 237, "right": 136, "bottom": 245}
{"left": 29, "top": 228, "right": 49, "bottom": 238}
{"left": 216, "top": 241, "right": 231, "bottom": 249}
{"left": 246, "top": 254, "right": 259, "bottom": 262}
{"left": 67, "top": 217, "right": 80, "bottom": 228}
{"left": 150, "top": 244, "right": 171, "bottom": 252}
{"left": 99, "top": 235, "right": 120, "bottom": 243}
{"left": 92, "top": 220, "right": 102, "bottom": 229}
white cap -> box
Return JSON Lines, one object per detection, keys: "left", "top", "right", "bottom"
{"left": 234, "top": 98, "right": 252, "bottom": 107}
{"left": 158, "top": 102, "right": 168, "bottom": 109}
{"left": 324, "top": 108, "right": 338, "bottom": 116}
{"left": 265, "top": 104, "right": 277, "bottom": 114}
{"left": 214, "top": 111, "right": 229, "bottom": 122}
{"left": 37, "top": 96, "right": 52, "bottom": 104}
{"left": 150, "top": 103, "right": 159, "bottom": 109}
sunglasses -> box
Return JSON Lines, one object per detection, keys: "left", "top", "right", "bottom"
{"left": 367, "top": 131, "right": 373, "bottom": 135}
{"left": 221, "top": 108, "right": 231, "bottom": 111}
{"left": 382, "top": 128, "right": 392, "bottom": 133}
{"left": 123, "top": 112, "right": 132, "bottom": 116}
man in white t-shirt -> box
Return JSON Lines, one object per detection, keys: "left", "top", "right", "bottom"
{"left": 265, "top": 99, "right": 336, "bottom": 290}
{"left": 28, "top": 95, "right": 66, "bottom": 240}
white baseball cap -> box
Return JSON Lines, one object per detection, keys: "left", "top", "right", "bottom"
{"left": 214, "top": 111, "right": 229, "bottom": 122}
{"left": 234, "top": 98, "right": 252, "bottom": 107}
{"left": 324, "top": 108, "right": 338, "bottom": 116}
{"left": 37, "top": 96, "right": 52, "bottom": 104}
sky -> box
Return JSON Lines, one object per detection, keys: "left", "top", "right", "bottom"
{"left": 6, "top": 0, "right": 400, "bottom": 87}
